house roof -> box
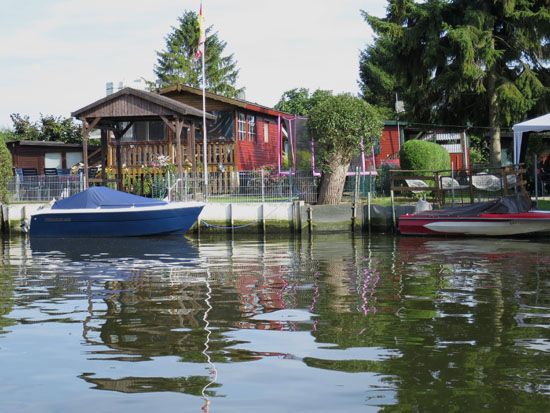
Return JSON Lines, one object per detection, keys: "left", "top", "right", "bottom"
{"left": 72, "top": 87, "right": 216, "bottom": 121}
{"left": 159, "top": 84, "right": 291, "bottom": 118}
{"left": 7, "top": 140, "right": 82, "bottom": 148}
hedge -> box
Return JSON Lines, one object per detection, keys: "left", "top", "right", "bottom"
{"left": 399, "top": 139, "right": 450, "bottom": 171}
{"left": 0, "top": 136, "right": 12, "bottom": 203}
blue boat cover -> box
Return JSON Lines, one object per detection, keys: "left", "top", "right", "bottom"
{"left": 52, "top": 186, "right": 167, "bottom": 210}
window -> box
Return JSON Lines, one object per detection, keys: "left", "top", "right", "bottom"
{"left": 134, "top": 122, "right": 147, "bottom": 141}
{"left": 148, "top": 121, "right": 165, "bottom": 140}
{"left": 121, "top": 121, "right": 166, "bottom": 141}
{"left": 45, "top": 152, "right": 62, "bottom": 169}
{"left": 247, "top": 115, "right": 256, "bottom": 141}
{"left": 66, "top": 152, "right": 82, "bottom": 168}
{"left": 238, "top": 112, "right": 246, "bottom": 141}
{"left": 264, "top": 122, "right": 269, "bottom": 143}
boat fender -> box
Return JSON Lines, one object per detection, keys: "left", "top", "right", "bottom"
{"left": 415, "top": 199, "right": 432, "bottom": 213}
{"left": 20, "top": 219, "right": 30, "bottom": 234}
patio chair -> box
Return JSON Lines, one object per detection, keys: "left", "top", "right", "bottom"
{"left": 471, "top": 174, "right": 502, "bottom": 191}
{"left": 22, "top": 168, "right": 38, "bottom": 176}
{"left": 440, "top": 177, "right": 469, "bottom": 190}
{"left": 44, "top": 168, "right": 58, "bottom": 176}
{"left": 405, "top": 179, "right": 429, "bottom": 194}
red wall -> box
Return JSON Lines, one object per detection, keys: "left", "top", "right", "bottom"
{"left": 375, "top": 126, "right": 401, "bottom": 167}
{"left": 374, "top": 126, "right": 468, "bottom": 170}
{"left": 236, "top": 116, "right": 280, "bottom": 171}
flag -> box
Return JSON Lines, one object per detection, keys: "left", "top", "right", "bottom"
{"left": 194, "top": 2, "right": 205, "bottom": 61}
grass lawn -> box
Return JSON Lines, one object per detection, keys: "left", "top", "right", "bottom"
{"left": 534, "top": 199, "right": 550, "bottom": 210}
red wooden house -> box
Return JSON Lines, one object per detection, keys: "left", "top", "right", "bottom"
{"left": 374, "top": 121, "right": 470, "bottom": 171}
{"left": 160, "top": 85, "right": 288, "bottom": 172}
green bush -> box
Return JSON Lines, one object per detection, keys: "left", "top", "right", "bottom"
{"left": 399, "top": 139, "right": 450, "bottom": 171}
{"left": 0, "top": 136, "right": 13, "bottom": 203}
{"left": 377, "top": 162, "right": 400, "bottom": 195}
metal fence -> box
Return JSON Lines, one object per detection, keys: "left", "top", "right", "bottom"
{"left": 6, "top": 166, "right": 530, "bottom": 206}
{"left": 167, "top": 171, "right": 320, "bottom": 203}
{"left": 7, "top": 175, "right": 84, "bottom": 202}
{"left": 5, "top": 171, "right": 321, "bottom": 204}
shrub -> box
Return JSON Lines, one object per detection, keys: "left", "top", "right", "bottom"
{"left": 399, "top": 139, "right": 450, "bottom": 171}
{"left": 0, "top": 136, "right": 13, "bottom": 203}
{"left": 377, "top": 161, "right": 400, "bottom": 195}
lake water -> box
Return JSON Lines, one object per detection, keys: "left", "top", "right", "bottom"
{"left": 0, "top": 234, "right": 548, "bottom": 412}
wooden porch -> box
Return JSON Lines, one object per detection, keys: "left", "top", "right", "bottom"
{"left": 71, "top": 87, "right": 219, "bottom": 191}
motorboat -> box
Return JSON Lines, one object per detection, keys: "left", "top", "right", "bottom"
{"left": 30, "top": 186, "right": 204, "bottom": 237}
{"left": 399, "top": 194, "right": 550, "bottom": 236}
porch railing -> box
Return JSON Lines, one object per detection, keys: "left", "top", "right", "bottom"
{"left": 108, "top": 141, "right": 236, "bottom": 174}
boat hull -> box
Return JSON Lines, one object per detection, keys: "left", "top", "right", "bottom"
{"left": 30, "top": 203, "right": 204, "bottom": 237}
{"left": 399, "top": 212, "right": 550, "bottom": 236}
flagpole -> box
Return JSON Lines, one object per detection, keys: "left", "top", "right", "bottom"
{"left": 201, "top": 3, "right": 208, "bottom": 198}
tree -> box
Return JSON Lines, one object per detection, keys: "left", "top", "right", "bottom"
{"left": 361, "top": 0, "right": 550, "bottom": 165}
{"left": 155, "top": 10, "right": 243, "bottom": 98}
{"left": 308, "top": 94, "right": 384, "bottom": 204}
{"left": 8, "top": 114, "right": 82, "bottom": 144}
{"left": 0, "top": 134, "right": 13, "bottom": 203}
{"left": 275, "top": 88, "right": 333, "bottom": 116}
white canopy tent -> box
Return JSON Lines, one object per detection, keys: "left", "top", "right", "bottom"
{"left": 513, "top": 113, "right": 550, "bottom": 164}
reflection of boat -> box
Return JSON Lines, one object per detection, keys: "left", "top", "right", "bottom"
{"left": 30, "top": 235, "right": 199, "bottom": 262}
{"left": 30, "top": 186, "right": 204, "bottom": 237}
{"left": 399, "top": 195, "right": 550, "bottom": 236}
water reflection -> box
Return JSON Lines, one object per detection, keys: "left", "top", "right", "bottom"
{"left": 0, "top": 234, "right": 548, "bottom": 412}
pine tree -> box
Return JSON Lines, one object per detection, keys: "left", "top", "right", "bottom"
{"left": 155, "top": 11, "right": 243, "bottom": 98}
{"left": 361, "top": 0, "right": 550, "bottom": 165}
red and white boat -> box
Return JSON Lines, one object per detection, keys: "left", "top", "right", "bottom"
{"left": 399, "top": 195, "right": 550, "bottom": 236}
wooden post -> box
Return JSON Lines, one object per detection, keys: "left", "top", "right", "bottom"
{"left": 175, "top": 118, "right": 184, "bottom": 181}
{"left": 100, "top": 129, "right": 107, "bottom": 184}
{"left": 190, "top": 123, "right": 197, "bottom": 173}
{"left": 115, "top": 136, "right": 123, "bottom": 191}
{"left": 81, "top": 117, "right": 101, "bottom": 189}
{"left": 82, "top": 121, "right": 90, "bottom": 189}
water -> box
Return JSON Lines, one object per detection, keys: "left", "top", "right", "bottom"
{"left": 0, "top": 234, "right": 548, "bottom": 412}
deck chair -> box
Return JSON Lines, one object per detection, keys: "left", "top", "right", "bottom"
{"left": 471, "top": 174, "right": 502, "bottom": 191}
{"left": 44, "top": 168, "right": 58, "bottom": 176}
{"left": 440, "top": 177, "right": 468, "bottom": 190}
{"left": 405, "top": 179, "right": 429, "bottom": 194}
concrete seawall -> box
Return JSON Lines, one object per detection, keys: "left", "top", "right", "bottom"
{"left": 1, "top": 201, "right": 416, "bottom": 236}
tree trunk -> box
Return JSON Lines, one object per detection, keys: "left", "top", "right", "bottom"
{"left": 318, "top": 155, "right": 350, "bottom": 205}
{"left": 488, "top": 70, "right": 502, "bottom": 166}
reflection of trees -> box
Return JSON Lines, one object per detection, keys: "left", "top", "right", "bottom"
{"left": 0, "top": 238, "right": 15, "bottom": 334}
{"left": 79, "top": 373, "right": 220, "bottom": 396}
{"left": 308, "top": 236, "right": 550, "bottom": 411}
{"left": 94, "top": 276, "right": 251, "bottom": 364}
{"left": 3, "top": 233, "right": 548, "bottom": 410}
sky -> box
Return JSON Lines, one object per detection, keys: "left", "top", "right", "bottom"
{"left": 0, "top": 0, "right": 387, "bottom": 128}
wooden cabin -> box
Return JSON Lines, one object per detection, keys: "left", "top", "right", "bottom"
{"left": 159, "top": 85, "right": 287, "bottom": 172}
{"left": 7, "top": 140, "right": 86, "bottom": 175}
{"left": 69, "top": 85, "right": 291, "bottom": 190}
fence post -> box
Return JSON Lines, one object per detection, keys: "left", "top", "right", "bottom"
{"left": 15, "top": 174, "right": 20, "bottom": 201}
{"left": 261, "top": 203, "right": 266, "bottom": 234}
{"left": 289, "top": 173, "right": 293, "bottom": 202}
{"left": 534, "top": 153, "right": 539, "bottom": 202}
{"left": 367, "top": 191, "right": 372, "bottom": 233}
{"left": 390, "top": 189, "right": 396, "bottom": 231}
{"left": 184, "top": 171, "right": 188, "bottom": 202}
{"left": 450, "top": 162, "right": 455, "bottom": 207}
{"left": 261, "top": 168, "right": 265, "bottom": 203}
